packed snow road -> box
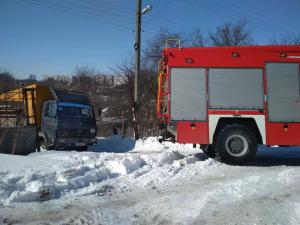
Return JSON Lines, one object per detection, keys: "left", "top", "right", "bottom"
{"left": 0, "top": 136, "right": 300, "bottom": 225}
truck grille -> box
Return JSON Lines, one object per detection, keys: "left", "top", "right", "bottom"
{"left": 59, "top": 129, "right": 92, "bottom": 138}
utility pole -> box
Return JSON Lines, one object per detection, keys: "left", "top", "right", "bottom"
{"left": 133, "top": 0, "right": 141, "bottom": 140}
{"left": 133, "top": 0, "right": 152, "bottom": 140}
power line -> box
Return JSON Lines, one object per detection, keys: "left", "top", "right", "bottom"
{"left": 64, "top": 0, "right": 134, "bottom": 24}
{"left": 188, "top": 0, "right": 266, "bottom": 32}
{"left": 69, "top": 0, "right": 179, "bottom": 36}
{"left": 223, "top": 0, "right": 299, "bottom": 34}
{"left": 90, "top": 0, "right": 192, "bottom": 33}
{"left": 188, "top": 0, "right": 288, "bottom": 35}
{"left": 35, "top": 0, "right": 134, "bottom": 28}
{"left": 19, "top": 0, "right": 133, "bottom": 30}
{"left": 142, "top": 1, "right": 198, "bottom": 34}
{"left": 20, "top": 0, "right": 181, "bottom": 37}
{"left": 93, "top": 0, "right": 135, "bottom": 14}
{"left": 143, "top": 0, "right": 172, "bottom": 28}
{"left": 87, "top": 0, "right": 196, "bottom": 35}
{"left": 24, "top": 0, "right": 192, "bottom": 34}
{"left": 71, "top": 0, "right": 187, "bottom": 34}
{"left": 208, "top": 0, "right": 298, "bottom": 35}
{"left": 64, "top": 0, "right": 200, "bottom": 37}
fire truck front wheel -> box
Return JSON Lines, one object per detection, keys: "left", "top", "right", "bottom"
{"left": 214, "top": 124, "right": 257, "bottom": 164}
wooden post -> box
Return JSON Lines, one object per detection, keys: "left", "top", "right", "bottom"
{"left": 22, "top": 89, "right": 29, "bottom": 126}
{"left": 29, "top": 89, "right": 40, "bottom": 152}
{"left": 121, "top": 110, "right": 125, "bottom": 137}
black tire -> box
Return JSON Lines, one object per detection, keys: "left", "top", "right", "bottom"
{"left": 161, "top": 129, "right": 175, "bottom": 142}
{"left": 214, "top": 124, "right": 257, "bottom": 165}
{"left": 201, "top": 145, "right": 215, "bottom": 158}
{"left": 76, "top": 146, "right": 88, "bottom": 152}
{"left": 40, "top": 139, "right": 50, "bottom": 151}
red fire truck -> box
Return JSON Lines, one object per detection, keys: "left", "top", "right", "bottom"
{"left": 157, "top": 44, "right": 300, "bottom": 164}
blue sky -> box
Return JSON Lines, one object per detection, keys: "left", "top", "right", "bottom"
{"left": 0, "top": 0, "right": 299, "bottom": 79}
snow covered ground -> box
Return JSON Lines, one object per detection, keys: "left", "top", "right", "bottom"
{"left": 0, "top": 135, "right": 300, "bottom": 225}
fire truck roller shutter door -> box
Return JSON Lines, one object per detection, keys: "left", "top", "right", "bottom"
{"left": 208, "top": 68, "right": 264, "bottom": 109}
{"left": 266, "top": 63, "right": 300, "bottom": 122}
{"left": 170, "top": 68, "right": 207, "bottom": 121}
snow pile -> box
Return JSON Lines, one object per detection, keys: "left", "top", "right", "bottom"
{"left": 133, "top": 136, "right": 171, "bottom": 152}
{"left": 0, "top": 136, "right": 210, "bottom": 205}
{"left": 106, "top": 155, "right": 146, "bottom": 175}
{"left": 1, "top": 136, "right": 300, "bottom": 224}
{"left": 88, "top": 135, "right": 135, "bottom": 152}
{"left": 89, "top": 135, "right": 196, "bottom": 153}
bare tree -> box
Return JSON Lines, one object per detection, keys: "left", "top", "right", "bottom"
{"left": 141, "top": 30, "right": 185, "bottom": 135}
{"left": 270, "top": 34, "right": 300, "bottom": 45}
{"left": 113, "top": 57, "right": 135, "bottom": 108}
{"left": 143, "top": 28, "right": 185, "bottom": 66}
{"left": 75, "top": 65, "right": 95, "bottom": 77}
{"left": 188, "top": 27, "right": 208, "bottom": 47}
{"left": 0, "top": 72, "right": 17, "bottom": 92}
{"left": 111, "top": 57, "right": 135, "bottom": 133}
{"left": 72, "top": 66, "right": 110, "bottom": 117}
{"left": 209, "top": 19, "right": 253, "bottom": 46}
{"left": 28, "top": 74, "right": 37, "bottom": 81}
{"left": 73, "top": 65, "right": 95, "bottom": 92}
{"left": 40, "top": 75, "right": 71, "bottom": 89}
{"left": 141, "top": 29, "right": 186, "bottom": 127}
{"left": 112, "top": 54, "right": 159, "bottom": 137}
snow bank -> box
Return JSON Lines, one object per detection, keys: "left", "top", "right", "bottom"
{"left": 1, "top": 137, "right": 300, "bottom": 224}
{"left": 0, "top": 136, "right": 208, "bottom": 205}
{"left": 88, "top": 135, "right": 196, "bottom": 153}
{"left": 0, "top": 153, "right": 59, "bottom": 172}
{"left": 6, "top": 136, "right": 299, "bottom": 207}
{"left": 88, "top": 135, "right": 135, "bottom": 153}
{"left": 106, "top": 156, "right": 146, "bottom": 175}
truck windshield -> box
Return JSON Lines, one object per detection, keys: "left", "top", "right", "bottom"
{"left": 57, "top": 102, "right": 93, "bottom": 120}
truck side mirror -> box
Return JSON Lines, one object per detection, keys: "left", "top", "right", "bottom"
{"left": 43, "top": 102, "right": 50, "bottom": 117}
{"left": 43, "top": 101, "right": 57, "bottom": 119}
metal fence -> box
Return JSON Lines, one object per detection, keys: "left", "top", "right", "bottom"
{"left": 0, "top": 88, "right": 38, "bottom": 154}
{"left": 96, "top": 120, "right": 159, "bottom": 139}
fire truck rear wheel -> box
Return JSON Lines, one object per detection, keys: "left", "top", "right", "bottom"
{"left": 214, "top": 124, "right": 257, "bottom": 164}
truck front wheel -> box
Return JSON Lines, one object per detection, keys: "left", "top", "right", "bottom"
{"left": 40, "top": 139, "right": 50, "bottom": 151}
{"left": 76, "top": 146, "right": 88, "bottom": 151}
{"left": 214, "top": 124, "right": 257, "bottom": 164}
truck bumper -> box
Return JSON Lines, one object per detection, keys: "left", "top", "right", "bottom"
{"left": 55, "top": 138, "right": 97, "bottom": 149}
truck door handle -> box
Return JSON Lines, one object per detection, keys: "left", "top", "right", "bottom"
{"left": 190, "top": 123, "right": 196, "bottom": 129}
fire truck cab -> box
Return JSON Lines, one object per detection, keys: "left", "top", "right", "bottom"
{"left": 157, "top": 45, "right": 300, "bottom": 164}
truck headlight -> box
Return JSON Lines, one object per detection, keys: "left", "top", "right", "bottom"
{"left": 90, "top": 129, "right": 96, "bottom": 133}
